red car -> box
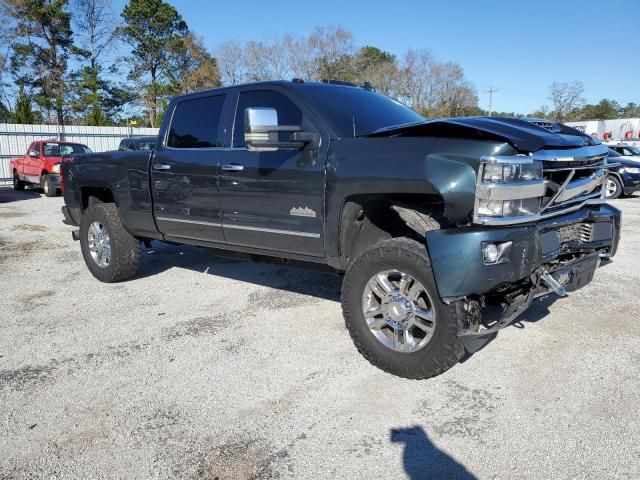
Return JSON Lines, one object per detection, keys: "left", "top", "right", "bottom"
{"left": 10, "top": 140, "right": 92, "bottom": 197}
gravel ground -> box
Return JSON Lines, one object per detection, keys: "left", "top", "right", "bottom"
{"left": 0, "top": 187, "right": 639, "bottom": 480}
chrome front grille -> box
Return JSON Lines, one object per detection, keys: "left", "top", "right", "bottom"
{"left": 473, "top": 144, "right": 610, "bottom": 226}
{"left": 535, "top": 146, "right": 607, "bottom": 215}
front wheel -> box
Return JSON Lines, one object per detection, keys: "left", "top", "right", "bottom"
{"left": 341, "top": 237, "right": 465, "bottom": 379}
{"left": 605, "top": 175, "right": 622, "bottom": 199}
{"left": 79, "top": 203, "right": 140, "bottom": 282}
{"left": 42, "top": 175, "right": 58, "bottom": 197}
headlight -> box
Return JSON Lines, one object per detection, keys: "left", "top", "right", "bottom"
{"left": 477, "top": 198, "right": 541, "bottom": 217}
{"left": 475, "top": 155, "right": 545, "bottom": 221}
{"left": 482, "top": 161, "right": 542, "bottom": 183}
{"left": 51, "top": 163, "right": 60, "bottom": 174}
{"left": 620, "top": 166, "right": 640, "bottom": 174}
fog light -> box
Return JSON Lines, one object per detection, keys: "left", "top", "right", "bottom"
{"left": 482, "top": 243, "right": 499, "bottom": 263}
{"left": 482, "top": 241, "right": 512, "bottom": 264}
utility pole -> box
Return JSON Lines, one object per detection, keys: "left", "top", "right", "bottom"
{"left": 485, "top": 86, "right": 498, "bottom": 116}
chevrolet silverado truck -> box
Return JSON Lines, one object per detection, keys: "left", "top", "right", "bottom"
{"left": 11, "top": 140, "right": 92, "bottom": 196}
{"left": 60, "top": 80, "right": 621, "bottom": 379}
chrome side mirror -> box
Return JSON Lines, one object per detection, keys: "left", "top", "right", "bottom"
{"left": 244, "top": 108, "right": 280, "bottom": 152}
{"left": 28, "top": 150, "right": 39, "bottom": 158}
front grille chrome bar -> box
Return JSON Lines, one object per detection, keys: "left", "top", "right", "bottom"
{"left": 473, "top": 143, "right": 609, "bottom": 226}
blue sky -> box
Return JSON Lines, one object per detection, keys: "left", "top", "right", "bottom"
{"left": 114, "top": 0, "right": 640, "bottom": 114}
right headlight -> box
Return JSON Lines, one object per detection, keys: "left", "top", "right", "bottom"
{"left": 475, "top": 155, "right": 545, "bottom": 222}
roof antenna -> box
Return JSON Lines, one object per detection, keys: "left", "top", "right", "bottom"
{"left": 352, "top": 117, "right": 356, "bottom": 138}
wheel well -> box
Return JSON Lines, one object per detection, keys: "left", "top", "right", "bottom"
{"left": 41, "top": 169, "right": 48, "bottom": 176}
{"left": 81, "top": 187, "right": 115, "bottom": 210}
{"left": 339, "top": 194, "right": 445, "bottom": 264}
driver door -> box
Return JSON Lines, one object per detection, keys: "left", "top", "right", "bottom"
{"left": 218, "top": 88, "right": 326, "bottom": 256}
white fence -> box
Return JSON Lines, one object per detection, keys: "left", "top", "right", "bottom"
{"left": 0, "top": 123, "right": 159, "bottom": 185}
{"left": 566, "top": 118, "right": 640, "bottom": 144}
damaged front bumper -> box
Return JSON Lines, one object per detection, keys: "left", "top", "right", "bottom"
{"left": 425, "top": 203, "right": 621, "bottom": 348}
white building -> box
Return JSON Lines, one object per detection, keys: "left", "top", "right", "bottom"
{"left": 565, "top": 118, "right": 640, "bottom": 146}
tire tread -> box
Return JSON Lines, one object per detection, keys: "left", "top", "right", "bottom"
{"left": 341, "top": 237, "right": 464, "bottom": 380}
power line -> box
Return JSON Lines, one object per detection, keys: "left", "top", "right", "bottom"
{"left": 485, "top": 86, "right": 498, "bottom": 116}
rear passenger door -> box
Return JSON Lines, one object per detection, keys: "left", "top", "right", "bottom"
{"left": 152, "top": 93, "right": 229, "bottom": 243}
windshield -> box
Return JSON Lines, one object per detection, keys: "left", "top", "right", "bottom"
{"left": 137, "top": 141, "right": 156, "bottom": 150}
{"left": 608, "top": 148, "right": 622, "bottom": 157}
{"left": 300, "top": 85, "right": 424, "bottom": 137}
{"left": 43, "top": 143, "right": 92, "bottom": 156}
{"left": 626, "top": 146, "right": 640, "bottom": 155}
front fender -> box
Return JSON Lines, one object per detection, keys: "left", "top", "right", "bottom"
{"left": 424, "top": 153, "right": 478, "bottom": 223}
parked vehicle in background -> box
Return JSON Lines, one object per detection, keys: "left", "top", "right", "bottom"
{"left": 10, "top": 140, "right": 92, "bottom": 197}
{"left": 607, "top": 144, "right": 640, "bottom": 159}
{"left": 117, "top": 136, "right": 157, "bottom": 151}
{"left": 61, "top": 80, "right": 620, "bottom": 379}
{"left": 605, "top": 148, "right": 640, "bottom": 198}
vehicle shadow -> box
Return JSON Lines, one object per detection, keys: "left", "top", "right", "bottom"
{"left": 136, "top": 241, "right": 343, "bottom": 302}
{"left": 0, "top": 187, "right": 43, "bottom": 203}
{"left": 390, "top": 426, "right": 476, "bottom": 479}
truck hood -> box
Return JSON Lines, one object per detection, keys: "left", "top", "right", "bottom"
{"left": 366, "top": 116, "right": 598, "bottom": 153}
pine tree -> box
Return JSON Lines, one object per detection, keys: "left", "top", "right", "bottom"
{"left": 12, "top": 85, "right": 35, "bottom": 124}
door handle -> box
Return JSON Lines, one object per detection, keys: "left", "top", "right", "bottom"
{"left": 222, "top": 164, "right": 245, "bottom": 172}
{"left": 153, "top": 163, "right": 171, "bottom": 171}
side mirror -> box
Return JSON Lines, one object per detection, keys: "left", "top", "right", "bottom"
{"left": 244, "top": 107, "right": 319, "bottom": 152}
{"left": 28, "top": 150, "right": 39, "bottom": 158}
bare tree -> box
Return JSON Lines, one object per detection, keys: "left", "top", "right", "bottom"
{"left": 215, "top": 40, "right": 247, "bottom": 85}
{"left": 243, "top": 40, "right": 288, "bottom": 81}
{"left": 426, "top": 62, "right": 478, "bottom": 117}
{"left": 397, "top": 49, "right": 435, "bottom": 110}
{"left": 549, "top": 81, "right": 585, "bottom": 122}
{"left": 72, "top": 0, "right": 118, "bottom": 69}
{"left": 212, "top": 26, "right": 479, "bottom": 118}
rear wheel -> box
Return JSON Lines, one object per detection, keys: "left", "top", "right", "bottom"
{"left": 13, "top": 173, "right": 25, "bottom": 191}
{"left": 605, "top": 175, "right": 622, "bottom": 199}
{"left": 79, "top": 203, "right": 140, "bottom": 282}
{"left": 341, "top": 237, "right": 465, "bottom": 379}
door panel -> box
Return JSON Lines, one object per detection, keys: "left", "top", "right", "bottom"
{"left": 152, "top": 94, "right": 227, "bottom": 243}
{"left": 152, "top": 149, "right": 223, "bottom": 241}
{"left": 220, "top": 148, "right": 324, "bottom": 254}
{"left": 219, "top": 89, "right": 325, "bottom": 256}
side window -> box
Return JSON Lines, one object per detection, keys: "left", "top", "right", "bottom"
{"left": 624, "top": 148, "right": 634, "bottom": 156}
{"left": 233, "top": 90, "right": 303, "bottom": 147}
{"left": 43, "top": 143, "right": 60, "bottom": 156}
{"left": 167, "top": 95, "right": 226, "bottom": 148}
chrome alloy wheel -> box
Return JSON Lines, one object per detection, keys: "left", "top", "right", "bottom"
{"left": 88, "top": 221, "right": 111, "bottom": 268}
{"left": 605, "top": 178, "right": 618, "bottom": 198}
{"left": 361, "top": 270, "right": 436, "bottom": 353}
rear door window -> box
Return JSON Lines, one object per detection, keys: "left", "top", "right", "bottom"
{"left": 167, "top": 95, "right": 226, "bottom": 148}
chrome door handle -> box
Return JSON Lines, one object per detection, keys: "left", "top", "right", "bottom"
{"left": 222, "top": 164, "right": 245, "bottom": 172}
{"left": 153, "top": 163, "right": 171, "bottom": 170}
